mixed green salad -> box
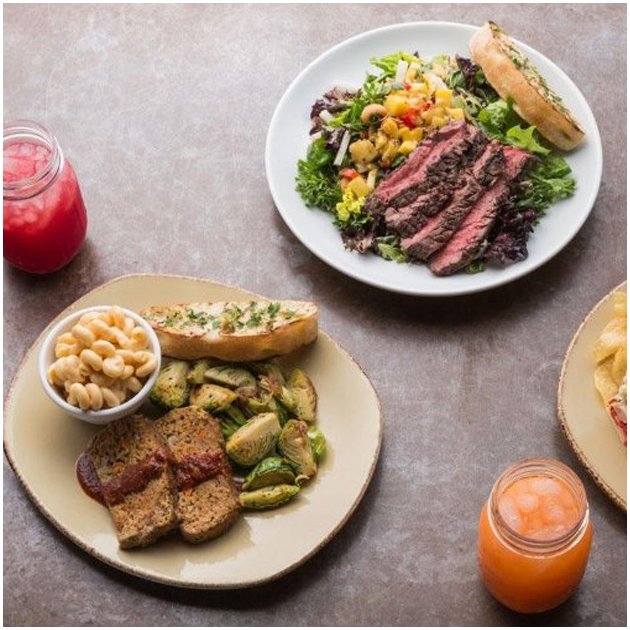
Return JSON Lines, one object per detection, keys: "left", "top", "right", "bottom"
{"left": 296, "top": 52, "right": 576, "bottom": 273}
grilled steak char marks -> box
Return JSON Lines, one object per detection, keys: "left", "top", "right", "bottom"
{"left": 401, "top": 141, "right": 506, "bottom": 259}
{"left": 365, "top": 121, "right": 470, "bottom": 216}
{"left": 382, "top": 124, "right": 486, "bottom": 236}
{"left": 429, "top": 147, "right": 533, "bottom": 276}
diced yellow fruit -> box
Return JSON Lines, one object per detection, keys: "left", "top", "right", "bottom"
{"left": 410, "top": 127, "right": 424, "bottom": 142}
{"left": 349, "top": 139, "right": 378, "bottom": 165}
{"left": 422, "top": 107, "right": 445, "bottom": 122}
{"left": 398, "top": 140, "right": 418, "bottom": 155}
{"left": 398, "top": 126, "right": 422, "bottom": 142}
{"left": 380, "top": 117, "right": 398, "bottom": 136}
{"left": 431, "top": 116, "right": 446, "bottom": 128}
{"left": 408, "top": 127, "right": 423, "bottom": 142}
{"left": 435, "top": 88, "right": 453, "bottom": 107}
{"left": 347, "top": 175, "right": 371, "bottom": 198}
{"left": 435, "top": 88, "right": 452, "bottom": 98}
{"left": 374, "top": 131, "right": 389, "bottom": 151}
{"left": 447, "top": 108, "right": 465, "bottom": 121}
{"left": 381, "top": 140, "right": 400, "bottom": 163}
{"left": 384, "top": 94, "right": 410, "bottom": 116}
{"left": 397, "top": 126, "right": 411, "bottom": 140}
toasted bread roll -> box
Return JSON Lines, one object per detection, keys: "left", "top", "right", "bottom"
{"left": 141, "top": 300, "right": 318, "bottom": 361}
{"left": 469, "top": 21, "right": 585, "bottom": 150}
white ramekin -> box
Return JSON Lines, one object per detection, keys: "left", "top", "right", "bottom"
{"left": 38, "top": 305, "right": 162, "bottom": 425}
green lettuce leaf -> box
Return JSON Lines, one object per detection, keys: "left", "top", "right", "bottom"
{"left": 505, "top": 125, "right": 550, "bottom": 155}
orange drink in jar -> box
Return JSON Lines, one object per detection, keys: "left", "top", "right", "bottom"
{"left": 478, "top": 459, "right": 592, "bottom": 613}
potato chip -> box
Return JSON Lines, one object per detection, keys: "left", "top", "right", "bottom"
{"left": 593, "top": 318, "right": 626, "bottom": 362}
{"left": 594, "top": 359, "right": 618, "bottom": 403}
{"left": 612, "top": 344, "right": 627, "bottom": 386}
{"left": 613, "top": 291, "right": 627, "bottom": 318}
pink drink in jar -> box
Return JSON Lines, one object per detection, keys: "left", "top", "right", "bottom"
{"left": 3, "top": 120, "right": 87, "bottom": 273}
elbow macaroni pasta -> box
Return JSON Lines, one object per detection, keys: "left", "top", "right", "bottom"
{"left": 47, "top": 306, "right": 157, "bottom": 411}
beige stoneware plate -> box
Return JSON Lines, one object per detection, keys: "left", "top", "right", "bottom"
{"left": 558, "top": 281, "right": 627, "bottom": 510}
{"left": 4, "top": 274, "right": 383, "bottom": 588}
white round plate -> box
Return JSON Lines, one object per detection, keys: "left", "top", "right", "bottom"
{"left": 266, "top": 21, "right": 602, "bottom": 296}
{"left": 4, "top": 274, "right": 383, "bottom": 588}
{"left": 558, "top": 282, "right": 627, "bottom": 510}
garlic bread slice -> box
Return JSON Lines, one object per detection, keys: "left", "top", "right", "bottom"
{"left": 141, "top": 300, "right": 318, "bottom": 361}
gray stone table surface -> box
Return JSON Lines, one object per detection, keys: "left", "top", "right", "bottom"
{"left": 3, "top": 3, "right": 627, "bottom": 627}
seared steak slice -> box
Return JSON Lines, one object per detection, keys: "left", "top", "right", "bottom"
{"left": 401, "top": 142, "right": 505, "bottom": 259}
{"left": 382, "top": 124, "right": 487, "bottom": 234}
{"left": 429, "top": 147, "right": 533, "bottom": 276}
{"left": 384, "top": 184, "right": 453, "bottom": 235}
{"left": 389, "top": 124, "right": 486, "bottom": 209}
{"left": 365, "top": 121, "right": 469, "bottom": 215}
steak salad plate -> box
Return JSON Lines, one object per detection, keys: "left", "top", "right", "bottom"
{"left": 4, "top": 274, "right": 383, "bottom": 588}
{"left": 266, "top": 21, "right": 602, "bottom": 296}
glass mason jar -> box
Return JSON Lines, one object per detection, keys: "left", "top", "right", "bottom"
{"left": 3, "top": 119, "right": 87, "bottom": 273}
{"left": 478, "top": 458, "right": 592, "bottom": 613}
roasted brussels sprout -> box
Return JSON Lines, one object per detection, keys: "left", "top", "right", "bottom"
{"left": 242, "top": 457, "right": 296, "bottom": 491}
{"left": 277, "top": 419, "right": 317, "bottom": 480}
{"left": 288, "top": 369, "right": 317, "bottom": 423}
{"left": 187, "top": 359, "right": 213, "bottom": 384}
{"left": 248, "top": 360, "right": 286, "bottom": 385}
{"left": 189, "top": 383, "right": 237, "bottom": 412}
{"left": 225, "top": 412, "right": 281, "bottom": 467}
{"left": 277, "top": 386, "right": 297, "bottom": 413}
{"left": 247, "top": 392, "right": 291, "bottom": 427}
{"left": 247, "top": 392, "right": 275, "bottom": 416}
{"left": 307, "top": 427, "right": 326, "bottom": 462}
{"left": 204, "top": 366, "right": 256, "bottom": 389}
{"left": 239, "top": 484, "right": 300, "bottom": 510}
{"left": 235, "top": 384, "right": 258, "bottom": 400}
{"left": 252, "top": 360, "right": 287, "bottom": 397}
{"left": 149, "top": 358, "right": 191, "bottom": 409}
{"left": 247, "top": 392, "right": 291, "bottom": 426}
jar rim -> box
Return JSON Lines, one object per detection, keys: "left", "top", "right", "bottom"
{"left": 488, "top": 458, "right": 589, "bottom": 555}
{"left": 3, "top": 119, "right": 62, "bottom": 199}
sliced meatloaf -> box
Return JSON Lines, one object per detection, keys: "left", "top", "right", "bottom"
{"left": 365, "top": 121, "right": 471, "bottom": 215}
{"left": 86, "top": 413, "right": 179, "bottom": 549}
{"left": 154, "top": 406, "right": 240, "bottom": 544}
{"left": 401, "top": 142, "right": 506, "bottom": 260}
{"left": 429, "top": 147, "right": 533, "bottom": 276}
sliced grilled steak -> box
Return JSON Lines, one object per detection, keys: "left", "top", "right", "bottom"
{"left": 429, "top": 147, "right": 533, "bottom": 276}
{"left": 384, "top": 184, "right": 454, "bottom": 235}
{"left": 401, "top": 142, "right": 505, "bottom": 259}
{"left": 382, "top": 124, "right": 487, "bottom": 235}
{"left": 365, "top": 121, "right": 470, "bottom": 216}
{"left": 389, "top": 124, "right": 486, "bottom": 210}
